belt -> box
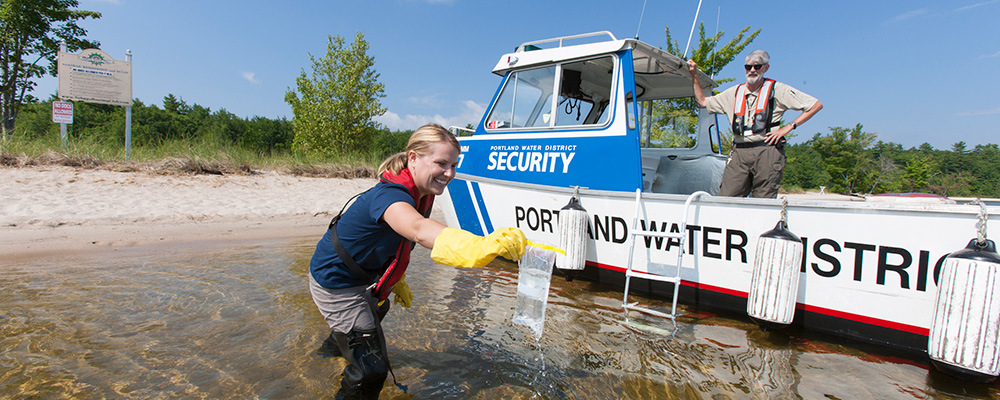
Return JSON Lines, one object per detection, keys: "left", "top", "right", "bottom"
{"left": 733, "top": 141, "right": 771, "bottom": 149}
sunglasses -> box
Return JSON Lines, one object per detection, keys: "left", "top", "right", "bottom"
{"left": 744, "top": 64, "right": 766, "bottom": 71}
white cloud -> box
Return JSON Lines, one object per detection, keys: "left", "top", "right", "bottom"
{"left": 982, "top": 50, "right": 1000, "bottom": 59}
{"left": 376, "top": 100, "right": 486, "bottom": 131}
{"left": 956, "top": 0, "right": 1000, "bottom": 12}
{"left": 958, "top": 107, "right": 1000, "bottom": 116}
{"left": 241, "top": 71, "right": 260, "bottom": 84}
{"left": 406, "top": 94, "right": 442, "bottom": 107}
{"left": 889, "top": 8, "right": 928, "bottom": 23}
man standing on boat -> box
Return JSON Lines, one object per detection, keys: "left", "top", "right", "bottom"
{"left": 687, "top": 51, "right": 823, "bottom": 198}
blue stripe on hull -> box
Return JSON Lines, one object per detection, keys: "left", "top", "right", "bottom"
{"left": 470, "top": 182, "right": 494, "bottom": 233}
{"left": 446, "top": 179, "right": 484, "bottom": 236}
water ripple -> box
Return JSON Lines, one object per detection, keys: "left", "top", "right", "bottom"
{"left": 1, "top": 239, "right": 995, "bottom": 399}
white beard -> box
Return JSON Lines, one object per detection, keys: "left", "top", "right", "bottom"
{"left": 746, "top": 74, "right": 763, "bottom": 86}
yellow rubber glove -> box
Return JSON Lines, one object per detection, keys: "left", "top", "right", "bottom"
{"left": 431, "top": 227, "right": 527, "bottom": 269}
{"left": 392, "top": 274, "right": 413, "bottom": 308}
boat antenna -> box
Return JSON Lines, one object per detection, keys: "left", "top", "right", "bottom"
{"left": 635, "top": 0, "right": 648, "bottom": 39}
{"left": 710, "top": 6, "right": 720, "bottom": 79}
{"left": 683, "top": 0, "right": 704, "bottom": 59}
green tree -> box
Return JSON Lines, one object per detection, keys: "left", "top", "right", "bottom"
{"left": 664, "top": 23, "right": 761, "bottom": 86}
{"left": 782, "top": 142, "right": 829, "bottom": 189}
{"left": 810, "top": 124, "right": 878, "bottom": 194}
{"left": 867, "top": 153, "right": 903, "bottom": 194}
{"left": 930, "top": 171, "right": 973, "bottom": 197}
{"left": 0, "top": 0, "right": 100, "bottom": 139}
{"left": 373, "top": 127, "right": 412, "bottom": 159}
{"left": 162, "top": 93, "right": 190, "bottom": 115}
{"left": 243, "top": 116, "right": 293, "bottom": 154}
{"left": 952, "top": 141, "right": 967, "bottom": 154}
{"left": 967, "top": 144, "right": 1000, "bottom": 197}
{"left": 901, "top": 154, "right": 936, "bottom": 192}
{"left": 285, "top": 32, "right": 386, "bottom": 156}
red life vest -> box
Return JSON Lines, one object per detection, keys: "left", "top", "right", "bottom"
{"left": 371, "top": 168, "right": 435, "bottom": 301}
{"left": 731, "top": 78, "right": 776, "bottom": 138}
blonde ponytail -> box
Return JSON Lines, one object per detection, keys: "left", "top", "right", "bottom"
{"left": 377, "top": 152, "right": 408, "bottom": 176}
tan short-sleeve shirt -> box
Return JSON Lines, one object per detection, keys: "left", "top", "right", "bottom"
{"left": 705, "top": 80, "right": 818, "bottom": 141}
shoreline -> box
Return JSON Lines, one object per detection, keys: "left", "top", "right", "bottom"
{"left": 0, "top": 166, "right": 402, "bottom": 260}
{"left": 2, "top": 214, "right": 331, "bottom": 261}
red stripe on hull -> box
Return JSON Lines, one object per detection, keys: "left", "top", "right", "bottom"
{"left": 590, "top": 261, "right": 929, "bottom": 336}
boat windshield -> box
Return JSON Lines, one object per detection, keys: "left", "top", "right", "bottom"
{"left": 486, "top": 56, "right": 614, "bottom": 130}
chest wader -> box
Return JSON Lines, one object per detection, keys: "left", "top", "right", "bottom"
{"left": 324, "top": 187, "right": 430, "bottom": 399}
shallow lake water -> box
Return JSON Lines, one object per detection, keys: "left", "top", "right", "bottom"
{"left": 2, "top": 238, "right": 998, "bottom": 399}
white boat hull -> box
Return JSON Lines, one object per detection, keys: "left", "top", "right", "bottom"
{"left": 441, "top": 175, "right": 997, "bottom": 352}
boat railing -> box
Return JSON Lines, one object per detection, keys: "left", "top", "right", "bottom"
{"left": 515, "top": 31, "right": 618, "bottom": 52}
{"left": 448, "top": 126, "right": 475, "bottom": 137}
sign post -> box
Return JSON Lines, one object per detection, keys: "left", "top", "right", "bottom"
{"left": 58, "top": 42, "right": 68, "bottom": 147}
{"left": 125, "top": 49, "right": 132, "bottom": 160}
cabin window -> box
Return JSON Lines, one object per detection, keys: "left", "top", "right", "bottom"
{"left": 637, "top": 99, "right": 698, "bottom": 148}
{"left": 556, "top": 58, "right": 612, "bottom": 127}
{"left": 485, "top": 56, "right": 614, "bottom": 131}
{"left": 487, "top": 66, "right": 554, "bottom": 129}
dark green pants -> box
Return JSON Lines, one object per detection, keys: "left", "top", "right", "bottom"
{"left": 719, "top": 144, "right": 785, "bottom": 198}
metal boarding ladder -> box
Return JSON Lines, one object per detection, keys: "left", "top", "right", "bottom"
{"left": 622, "top": 189, "right": 710, "bottom": 322}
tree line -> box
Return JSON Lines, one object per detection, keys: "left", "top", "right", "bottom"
{"left": 10, "top": 94, "right": 412, "bottom": 160}
{"left": 783, "top": 124, "right": 1000, "bottom": 197}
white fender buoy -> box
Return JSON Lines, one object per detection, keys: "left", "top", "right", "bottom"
{"left": 556, "top": 188, "right": 588, "bottom": 273}
{"left": 747, "top": 198, "right": 803, "bottom": 329}
{"left": 929, "top": 201, "right": 1000, "bottom": 382}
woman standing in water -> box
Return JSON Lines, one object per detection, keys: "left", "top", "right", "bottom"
{"left": 308, "top": 123, "right": 527, "bottom": 399}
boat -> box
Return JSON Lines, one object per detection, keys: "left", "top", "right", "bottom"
{"left": 437, "top": 31, "right": 1000, "bottom": 380}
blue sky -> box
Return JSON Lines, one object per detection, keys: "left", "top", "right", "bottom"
{"left": 33, "top": 0, "right": 1000, "bottom": 149}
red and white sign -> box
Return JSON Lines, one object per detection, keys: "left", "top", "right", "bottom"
{"left": 52, "top": 101, "right": 73, "bottom": 124}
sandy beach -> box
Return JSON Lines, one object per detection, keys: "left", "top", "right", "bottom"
{"left": 0, "top": 166, "right": 404, "bottom": 259}
{"left": 0, "top": 164, "right": 866, "bottom": 261}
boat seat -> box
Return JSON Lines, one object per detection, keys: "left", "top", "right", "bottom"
{"left": 641, "top": 152, "right": 725, "bottom": 195}
{"left": 641, "top": 155, "right": 659, "bottom": 190}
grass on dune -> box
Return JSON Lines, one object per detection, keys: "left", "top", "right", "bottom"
{"left": 0, "top": 133, "right": 380, "bottom": 179}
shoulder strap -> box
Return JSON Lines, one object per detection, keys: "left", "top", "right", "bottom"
{"left": 328, "top": 191, "right": 378, "bottom": 286}
{"left": 761, "top": 79, "right": 777, "bottom": 133}
{"left": 328, "top": 191, "right": 364, "bottom": 230}
{"left": 733, "top": 83, "right": 749, "bottom": 116}
{"left": 331, "top": 220, "right": 376, "bottom": 286}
